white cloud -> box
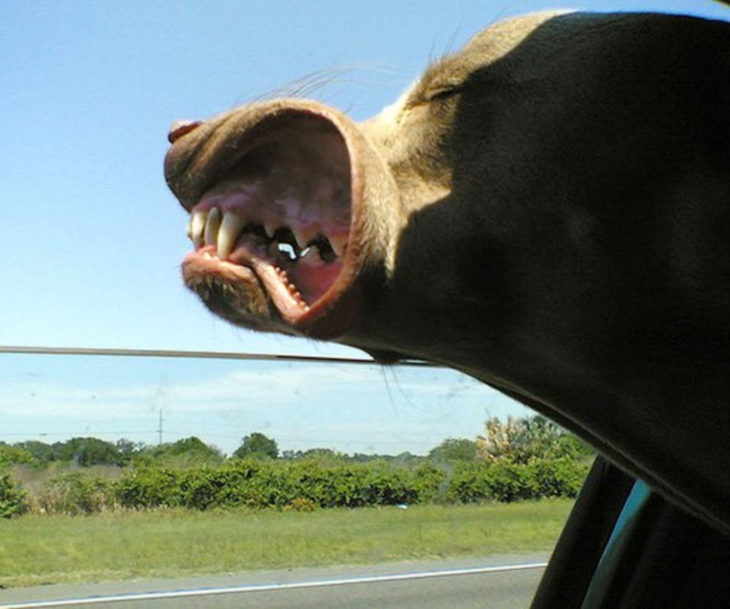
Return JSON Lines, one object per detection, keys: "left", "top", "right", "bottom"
{"left": 0, "top": 359, "right": 531, "bottom": 454}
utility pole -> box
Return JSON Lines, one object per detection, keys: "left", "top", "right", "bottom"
{"left": 157, "top": 408, "right": 164, "bottom": 445}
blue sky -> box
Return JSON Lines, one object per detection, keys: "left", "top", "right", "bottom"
{"left": 0, "top": 354, "right": 525, "bottom": 455}
{"left": 1, "top": 0, "right": 726, "bottom": 455}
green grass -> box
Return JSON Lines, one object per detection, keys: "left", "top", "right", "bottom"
{"left": 0, "top": 500, "right": 572, "bottom": 587}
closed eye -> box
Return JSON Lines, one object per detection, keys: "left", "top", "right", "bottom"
{"left": 426, "top": 85, "right": 462, "bottom": 102}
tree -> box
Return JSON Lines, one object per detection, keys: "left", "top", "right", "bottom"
{"left": 0, "top": 443, "right": 36, "bottom": 467}
{"left": 116, "top": 439, "right": 144, "bottom": 465}
{"left": 233, "top": 432, "right": 278, "bottom": 459}
{"left": 476, "top": 415, "right": 594, "bottom": 463}
{"left": 281, "top": 448, "right": 341, "bottom": 461}
{"left": 476, "top": 417, "right": 523, "bottom": 461}
{"left": 512, "top": 416, "right": 563, "bottom": 462}
{"left": 135, "top": 436, "right": 224, "bottom": 467}
{"left": 51, "top": 437, "right": 123, "bottom": 466}
{"left": 15, "top": 440, "right": 54, "bottom": 462}
{"left": 428, "top": 438, "right": 478, "bottom": 462}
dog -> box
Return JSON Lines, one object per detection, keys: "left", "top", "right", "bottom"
{"left": 164, "top": 11, "right": 730, "bottom": 533}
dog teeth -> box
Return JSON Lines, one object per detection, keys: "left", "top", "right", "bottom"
{"left": 263, "top": 221, "right": 278, "bottom": 238}
{"left": 204, "top": 207, "right": 221, "bottom": 246}
{"left": 218, "top": 211, "right": 247, "bottom": 259}
{"left": 190, "top": 211, "right": 207, "bottom": 248}
{"left": 330, "top": 235, "right": 347, "bottom": 257}
{"left": 290, "top": 230, "right": 305, "bottom": 249}
{"left": 187, "top": 208, "right": 345, "bottom": 263}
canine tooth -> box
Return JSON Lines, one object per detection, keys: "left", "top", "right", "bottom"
{"left": 190, "top": 211, "right": 207, "bottom": 248}
{"left": 218, "top": 211, "right": 246, "bottom": 259}
{"left": 330, "top": 236, "right": 347, "bottom": 257}
{"left": 263, "top": 221, "right": 278, "bottom": 238}
{"left": 204, "top": 207, "right": 221, "bottom": 246}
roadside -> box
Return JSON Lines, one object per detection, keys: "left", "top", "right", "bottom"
{"left": 0, "top": 553, "right": 550, "bottom": 609}
{"left": 0, "top": 502, "right": 570, "bottom": 588}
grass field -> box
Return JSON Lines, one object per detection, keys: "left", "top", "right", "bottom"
{"left": 0, "top": 500, "right": 572, "bottom": 588}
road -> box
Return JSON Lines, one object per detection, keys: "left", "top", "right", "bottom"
{"left": 0, "top": 554, "right": 548, "bottom": 609}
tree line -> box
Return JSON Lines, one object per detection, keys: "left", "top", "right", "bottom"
{"left": 1, "top": 416, "right": 592, "bottom": 469}
{"left": 0, "top": 416, "right": 594, "bottom": 518}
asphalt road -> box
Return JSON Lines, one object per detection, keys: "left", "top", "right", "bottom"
{"left": 0, "top": 554, "right": 548, "bottom": 609}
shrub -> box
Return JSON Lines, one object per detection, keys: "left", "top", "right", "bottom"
{"left": 446, "top": 463, "right": 493, "bottom": 503}
{"left": 410, "top": 463, "right": 446, "bottom": 503}
{"left": 113, "top": 460, "right": 442, "bottom": 511}
{"left": 36, "top": 471, "right": 114, "bottom": 515}
{"left": 530, "top": 457, "right": 589, "bottom": 499}
{"left": 48, "top": 456, "right": 590, "bottom": 514}
{"left": 0, "top": 443, "right": 37, "bottom": 468}
{"left": 0, "top": 471, "right": 27, "bottom": 518}
{"left": 484, "top": 461, "right": 539, "bottom": 502}
{"left": 292, "top": 462, "right": 423, "bottom": 508}
{"left": 446, "top": 459, "right": 587, "bottom": 503}
{"left": 179, "top": 463, "right": 264, "bottom": 509}
{"left": 115, "top": 468, "right": 185, "bottom": 509}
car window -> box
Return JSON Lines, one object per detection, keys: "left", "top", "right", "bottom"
{"left": 3, "top": 1, "right": 728, "bottom": 607}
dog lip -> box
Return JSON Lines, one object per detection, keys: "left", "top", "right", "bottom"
{"left": 167, "top": 100, "right": 374, "bottom": 338}
{"left": 167, "top": 119, "right": 203, "bottom": 144}
{"left": 164, "top": 115, "right": 261, "bottom": 212}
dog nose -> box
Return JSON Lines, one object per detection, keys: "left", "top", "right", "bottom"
{"left": 168, "top": 119, "right": 202, "bottom": 144}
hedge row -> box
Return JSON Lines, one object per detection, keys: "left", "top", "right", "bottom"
{"left": 6, "top": 458, "right": 590, "bottom": 516}
{"left": 114, "top": 461, "right": 442, "bottom": 510}
{"left": 446, "top": 458, "right": 588, "bottom": 503}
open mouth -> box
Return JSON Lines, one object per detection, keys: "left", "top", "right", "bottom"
{"left": 172, "top": 109, "right": 356, "bottom": 330}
